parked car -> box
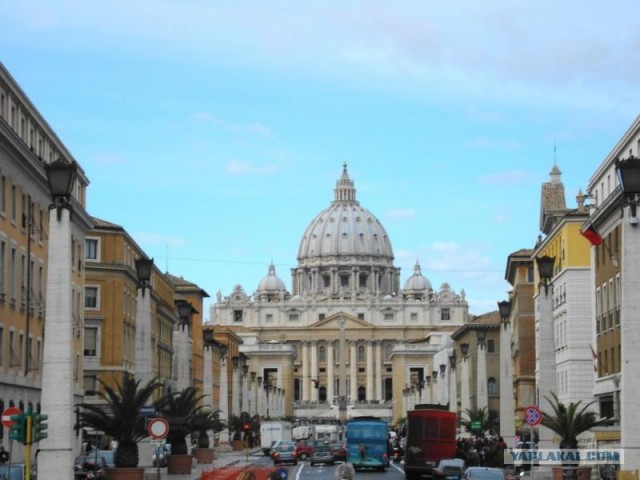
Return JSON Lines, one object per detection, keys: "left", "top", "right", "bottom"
{"left": 0, "top": 463, "right": 36, "bottom": 480}
{"left": 272, "top": 443, "right": 298, "bottom": 465}
{"left": 463, "top": 466, "right": 506, "bottom": 480}
{"left": 310, "top": 444, "right": 335, "bottom": 466}
{"left": 73, "top": 454, "right": 106, "bottom": 479}
{"left": 270, "top": 440, "right": 295, "bottom": 456}
{"left": 329, "top": 443, "right": 347, "bottom": 462}
{"left": 433, "top": 458, "right": 466, "bottom": 480}
{"left": 295, "top": 439, "right": 318, "bottom": 460}
{"left": 86, "top": 450, "right": 115, "bottom": 468}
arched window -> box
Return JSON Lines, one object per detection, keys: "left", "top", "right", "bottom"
{"left": 487, "top": 377, "right": 497, "bottom": 396}
{"left": 319, "top": 346, "right": 326, "bottom": 362}
{"left": 358, "top": 345, "right": 365, "bottom": 362}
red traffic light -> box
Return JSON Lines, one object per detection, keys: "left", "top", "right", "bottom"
{"left": 243, "top": 423, "right": 250, "bottom": 430}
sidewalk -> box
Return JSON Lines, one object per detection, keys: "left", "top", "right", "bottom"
{"left": 144, "top": 448, "right": 261, "bottom": 480}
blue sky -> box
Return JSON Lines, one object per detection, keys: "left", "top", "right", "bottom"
{"left": 2, "top": 1, "right": 639, "bottom": 318}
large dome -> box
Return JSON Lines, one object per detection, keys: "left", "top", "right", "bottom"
{"left": 297, "top": 163, "right": 394, "bottom": 262}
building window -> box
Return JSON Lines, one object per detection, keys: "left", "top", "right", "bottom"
{"left": 358, "top": 345, "right": 365, "bottom": 362}
{"left": 11, "top": 185, "right": 16, "bottom": 223}
{"left": 441, "top": 308, "right": 450, "bottom": 321}
{"left": 319, "top": 313, "right": 325, "bottom": 321}
{"left": 487, "top": 377, "right": 497, "bottom": 396}
{"left": 288, "top": 313, "right": 299, "bottom": 322}
{"left": 410, "top": 312, "right": 418, "bottom": 322}
{"left": 487, "top": 339, "right": 495, "bottom": 353}
{"left": 233, "top": 310, "right": 243, "bottom": 322}
{"left": 83, "top": 375, "right": 98, "bottom": 395}
{"left": 1, "top": 175, "right": 5, "bottom": 213}
{"left": 0, "top": 239, "right": 5, "bottom": 298}
{"left": 384, "top": 312, "right": 394, "bottom": 321}
{"left": 340, "top": 274, "right": 349, "bottom": 288}
{"left": 85, "top": 238, "right": 99, "bottom": 261}
{"left": 0, "top": 326, "right": 3, "bottom": 367}
{"left": 84, "top": 286, "right": 98, "bottom": 309}
{"left": 319, "top": 346, "right": 326, "bottom": 362}
{"left": 84, "top": 327, "right": 98, "bottom": 356}
{"left": 265, "top": 313, "right": 273, "bottom": 323}
{"left": 322, "top": 275, "right": 330, "bottom": 288}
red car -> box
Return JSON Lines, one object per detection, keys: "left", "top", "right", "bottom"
{"left": 329, "top": 443, "right": 347, "bottom": 462}
{"left": 295, "top": 439, "right": 318, "bottom": 460}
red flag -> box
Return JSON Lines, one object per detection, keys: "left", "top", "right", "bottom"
{"left": 581, "top": 224, "right": 603, "bottom": 246}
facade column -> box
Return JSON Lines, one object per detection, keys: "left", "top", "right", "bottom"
{"left": 350, "top": 342, "right": 358, "bottom": 402}
{"left": 134, "top": 279, "right": 154, "bottom": 387}
{"left": 366, "top": 341, "right": 374, "bottom": 401}
{"left": 219, "top": 355, "right": 230, "bottom": 442}
{"left": 302, "top": 341, "right": 309, "bottom": 401}
{"left": 232, "top": 362, "right": 241, "bottom": 417}
{"left": 476, "top": 334, "right": 488, "bottom": 410}
{"left": 375, "top": 341, "right": 382, "bottom": 401}
{"left": 460, "top": 346, "right": 471, "bottom": 414}
{"left": 499, "top": 311, "right": 516, "bottom": 448}
{"left": 311, "top": 342, "right": 318, "bottom": 402}
{"left": 241, "top": 372, "right": 249, "bottom": 413}
{"left": 38, "top": 207, "right": 75, "bottom": 479}
{"left": 536, "top": 283, "right": 557, "bottom": 449}
{"left": 449, "top": 354, "right": 458, "bottom": 414}
{"left": 327, "top": 341, "right": 335, "bottom": 404}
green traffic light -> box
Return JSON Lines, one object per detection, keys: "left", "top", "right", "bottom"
{"left": 9, "top": 414, "right": 26, "bottom": 443}
{"left": 33, "top": 413, "right": 49, "bottom": 441}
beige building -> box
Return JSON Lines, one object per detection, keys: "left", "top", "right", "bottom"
{"left": 211, "top": 164, "right": 470, "bottom": 423}
{"left": 0, "top": 62, "right": 92, "bottom": 458}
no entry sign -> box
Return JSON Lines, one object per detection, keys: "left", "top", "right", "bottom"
{"left": 2, "top": 407, "right": 22, "bottom": 428}
{"left": 147, "top": 417, "right": 169, "bottom": 440}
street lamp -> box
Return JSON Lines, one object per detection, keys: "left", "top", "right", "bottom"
{"left": 440, "top": 364, "right": 446, "bottom": 376}
{"left": 135, "top": 257, "right": 153, "bottom": 297}
{"left": 449, "top": 353, "right": 457, "bottom": 370}
{"left": 498, "top": 300, "right": 512, "bottom": 325}
{"left": 536, "top": 255, "right": 555, "bottom": 296}
{"left": 460, "top": 343, "right": 470, "bottom": 357}
{"left": 616, "top": 156, "right": 640, "bottom": 218}
{"left": 39, "top": 159, "right": 78, "bottom": 478}
{"left": 476, "top": 329, "right": 486, "bottom": 345}
{"left": 176, "top": 300, "right": 194, "bottom": 328}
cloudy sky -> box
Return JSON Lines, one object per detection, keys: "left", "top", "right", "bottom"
{"left": 2, "top": 1, "right": 639, "bottom": 317}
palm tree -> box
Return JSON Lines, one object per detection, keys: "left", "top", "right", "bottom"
{"left": 540, "top": 392, "right": 609, "bottom": 449}
{"left": 460, "top": 406, "right": 499, "bottom": 436}
{"left": 154, "top": 386, "right": 206, "bottom": 455}
{"left": 78, "top": 376, "right": 163, "bottom": 468}
{"left": 192, "top": 409, "right": 226, "bottom": 448}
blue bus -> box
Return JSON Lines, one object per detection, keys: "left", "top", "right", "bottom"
{"left": 345, "top": 416, "right": 389, "bottom": 471}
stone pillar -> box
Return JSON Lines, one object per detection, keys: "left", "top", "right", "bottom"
{"left": 232, "top": 364, "right": 241, "bottom": 417}
{"left": 327, "top": 341, "right": 335, "bottom": 403}
{"left": 366, "top": 341, "right": 374, "bottom": 401}
{"left": 302, "top": 342, "right": 309, "bottom": 401}
{"left": 219, "top": 356, "right": 230, "bottom": 442}
{"left": 311, "top": 342, "right": 318, "bottom": 402}
{"left": 500, "top": 321, "right": 516, "bottom": 448}
{"left": 621, "top": 206, "right": 640, "bottom": 470}
{"left": 38, "top": 208, "right": 74, "bottom": 479}
{"left": 203, "top": 345, "right": 214, "bottom": 446}
{"left": 536, "top": 287, "right": 556, "bottom": 449}
{"left": 241, "top": 373, "right": 249, "bottom": 413}
{"left": 461, "top": 353, "right": 471, "bottom": 413}
{"left": 134, "top": 289, "right": 153, "bottom": 386}
{"left": 173, "top": 323, "right": 191, "bottom": 392}
{"left": 350, "top": 342, "right": 358, "bottom": 402}
{"left": 375, "top": 341, "right": 382, "bottom": 401}
{"left": 449, "top": 360, "right": 458, "bottom": 414}
{"left": 476, "top": 338, "right": 488, "bottom": 410}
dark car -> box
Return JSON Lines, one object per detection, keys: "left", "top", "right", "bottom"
{"left": 434, "top": 458, "right": 466, "bottom": 480}
{"left": 272, "top": 443, "right": 298, "bottom": 465}
{"left": 73, "top": 454, "right": 106, "bottom": 479}
{"left": 310, "top": 444, "right": 335, "bottom": 466}
{"left": 329, "top": 443, "right": 347, "bottom": 462}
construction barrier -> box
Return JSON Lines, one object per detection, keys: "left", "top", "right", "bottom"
{"left": 202, "top": 465, "right": 289, "bottom": 480}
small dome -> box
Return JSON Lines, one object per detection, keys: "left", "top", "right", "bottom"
{"left": 257, "top": 263, "right": 287, "bottom": 293}
{"left": 403, "top": 261, "right": 432, "bottom": 292}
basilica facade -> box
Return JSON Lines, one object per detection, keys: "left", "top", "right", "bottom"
{"left": 210, "top": 164, "right": 469, "bottom": 422}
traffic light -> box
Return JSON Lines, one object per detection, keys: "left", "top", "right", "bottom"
{"left": 8, "top": 414, "right": 26, "bottom": 443}
{"left": 33, "top": 413, "right": 49, "bottom": 442}
{"left": 243, "top": 423, "right": 250, "bottom": 432}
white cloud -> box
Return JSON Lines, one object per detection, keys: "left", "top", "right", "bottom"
{"left": 191, "top": 112, "right": 272, "bottom": 138}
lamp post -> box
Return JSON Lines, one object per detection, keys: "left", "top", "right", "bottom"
{"left": 449, "top": 352, "right": 457, "bottom": 413}
{"left": 241, "top": 364, "right": 249, "bottom": 414}
{"left": 615, "top": 156, "right": 640, "bottom": 470}
{"left": 498, "top": 300, "right": 516, "bottom": 448}
{"left": 38, "top": 160, "right": 78, "bottom": 479}
{"left": 535, "top": 254, "right": 556, "bottom": 449}
{"left": 232, "top": 356, "right": 241, "bottom": 417}
{"left": 134, "top": 257, "right": 154, "bottom": 386}
{"left": 439, "top": 364, "right": 446, "bottom": 405}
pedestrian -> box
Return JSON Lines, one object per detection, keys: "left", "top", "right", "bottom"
{"left": 0, "top": 446, "right": 8, "bottom": 464}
